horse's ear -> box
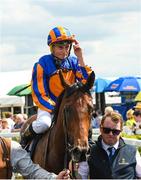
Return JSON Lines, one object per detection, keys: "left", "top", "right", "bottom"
{"left": 84, "top": 71, "right": 95, "bottom": 90}
{"left": 59, "top": 69, "right": 70, "bottom": 88}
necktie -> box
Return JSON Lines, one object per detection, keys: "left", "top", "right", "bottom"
{"left": 108, "top": 147, "right": 115, "bottom": 162}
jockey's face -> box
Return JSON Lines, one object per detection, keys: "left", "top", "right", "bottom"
{"left": 52, "top": 42, "right": 71, "bottom": 60}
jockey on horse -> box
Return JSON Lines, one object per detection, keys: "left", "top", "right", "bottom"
{"left": 21, "top": 26, "right": 94, "bottom": 147}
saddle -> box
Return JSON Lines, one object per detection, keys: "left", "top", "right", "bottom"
{"left": 0, "top": 137, "right": 12, "bottom": 179}
{"left": 21, "top": 114, "right": 56, "bottom": 159}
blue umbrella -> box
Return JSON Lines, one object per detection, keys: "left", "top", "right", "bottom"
{"left": 93, "top": 78, "right": 111, "bottom": 93}
{"left": 105, "top": 76, "right": 141, "bottom": 92}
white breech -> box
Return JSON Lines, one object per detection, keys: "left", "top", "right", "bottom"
{"left": 32, "top": 108, "right": 52, "bottom": 134}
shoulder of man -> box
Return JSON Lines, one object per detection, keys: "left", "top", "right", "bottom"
{"left": 121, "top": 143, "right": 137, "bottom": 154}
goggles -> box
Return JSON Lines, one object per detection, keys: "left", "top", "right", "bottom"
{"left": 102, "top": 127, "right": 121, "bottom": 136}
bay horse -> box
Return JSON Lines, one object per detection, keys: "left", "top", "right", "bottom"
{"left": 22, "top": 70, "right": 95, "bottom": 175}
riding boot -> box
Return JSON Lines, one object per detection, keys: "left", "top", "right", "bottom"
{"left": 20, "top": 123, "right": 37, "bottom": 149}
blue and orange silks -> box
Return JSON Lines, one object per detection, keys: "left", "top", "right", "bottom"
{"left": 47, "top": 26, "right": 75, "bottom": 46}
{"left": 31, "top": 54, "right": 93, "bottom": 113}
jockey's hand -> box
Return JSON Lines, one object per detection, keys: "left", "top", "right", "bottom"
{"left": 73, "top": 40, "right": 85, "bottom": 66}
{"left": 56, "top": 169, "right": 70, "bottom": 179}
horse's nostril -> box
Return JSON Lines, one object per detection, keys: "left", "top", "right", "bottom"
{"left": 71, "top": 146, "right": 88, "bottom": 162}
{"left": 73, "top": 147, "right": 81, "bottom": 154}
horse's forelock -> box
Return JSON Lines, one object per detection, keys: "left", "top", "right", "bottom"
{"left": 53, "top": 82, "right": 92, "bottom": 125}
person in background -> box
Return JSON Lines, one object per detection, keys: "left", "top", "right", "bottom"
{"left": 12, "top": 114, "right": 25, "bottom": 132}
{"left": 0, "top": 118, "right": 11, "bottom": 133}
{"left": 104, "top": 106, "right": 114, "bottom": 115}
{"left": 91, "top": 110, "right": 102, "bottom": 128}
{"left": 22, "top": 113, "right": 28, "bottom": 121}
{"left": 133, "top": 102, "right": 141, "bottom": 112}
{"left": 0, "top": 118, "right": 2, "bottom": 130}
{"left": 4, "top": 112, "right": 15, "bottom": 130}
{"left": 21, "top": 26, "right": 93, "bottom": 146}
{"left": 77, "top": 111, "right": 141, "bottom": 179}
{"left": 133, "top": 110, "right": 141, "bottom": 135}
{"left": 0, "top": 137, "right": 70, "bottom": 179}
{"left": 122, "top": 109, "right": 135, "bottom": 135}
{"left": 125, "top": 109, "right": 135, "bottom": 128}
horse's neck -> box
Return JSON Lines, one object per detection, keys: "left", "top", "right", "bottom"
{"left": 51, "top": 121, "right": 65, "bottom": 152}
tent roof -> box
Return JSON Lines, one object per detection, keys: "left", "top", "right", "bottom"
{"left": 0, "top": 96, "right": 25, "bottom": 107}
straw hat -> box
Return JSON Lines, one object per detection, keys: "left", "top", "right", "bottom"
{"left": 134, "top": 102, "right": 141, "bottom": 110}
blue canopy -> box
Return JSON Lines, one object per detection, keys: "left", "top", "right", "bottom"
{"left": 105, "top": 76, "right": 141, "bottom": 92}
{"left": 93, "top": 78, "right": 111, "bottom": 93}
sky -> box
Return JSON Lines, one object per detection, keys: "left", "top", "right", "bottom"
{"left": 0, "top": 0, "right": 141, "bottom": 95}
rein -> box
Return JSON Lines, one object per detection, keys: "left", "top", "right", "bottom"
{"left": 63, "top": 107, "right": 69, "bottom": 169}
{"left": 63, "top": 107, "right": 78, "bottom": 179}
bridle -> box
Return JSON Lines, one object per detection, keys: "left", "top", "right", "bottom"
{"left": 63, "top": 107, "right": 70, "bottom": 169}
{"left": 63, "top": 105, "right": 80, "bottom": 179}
{"left": 57, "top": 69, "right": 95, "bottom": 177}
{"left": 62, "top": 87, "right": 92, "bottom": 178}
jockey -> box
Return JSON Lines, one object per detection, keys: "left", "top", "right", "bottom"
{"left": 21, "top": 26, "right": 93, "bottom": 145}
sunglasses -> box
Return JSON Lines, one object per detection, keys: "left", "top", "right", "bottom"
{"left": 102, "top": 127, "right": 121, "bottom": 136}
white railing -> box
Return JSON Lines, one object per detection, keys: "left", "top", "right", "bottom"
{"left": 0, "top": 132, "right": 20, "bottom": 138}
{"left": 0, "top": 129, "right": 141, "bottom": 147}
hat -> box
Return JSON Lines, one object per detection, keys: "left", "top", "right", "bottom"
{"left": 134, "top": 102, "right": 141, "bottom": 110}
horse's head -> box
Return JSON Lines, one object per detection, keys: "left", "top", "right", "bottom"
{"left": 58, "top": 70, "right": 95, "bottom": 162}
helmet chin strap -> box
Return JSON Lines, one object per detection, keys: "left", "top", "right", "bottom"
{"left": 52, "top": 44, "right": 72, "bottom": 69}
{"left": 52, "top": 55, "right": 63, "bottom": 69}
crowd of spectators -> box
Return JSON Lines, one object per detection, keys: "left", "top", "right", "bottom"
{"left": 123, "top": 102, "right": 141, "bottom": 135}
{"left": 91, "top": 102, "right": 141, "bottom": 135}
{"left": 0, "top": 112, "right": 28, "bottom": 133}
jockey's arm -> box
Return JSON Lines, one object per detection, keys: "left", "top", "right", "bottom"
{"left": 31, "top": 63, "right": 55, "bottom": 112}
{"left": 73, "top": 40, "right": 85, "bottom": 66}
